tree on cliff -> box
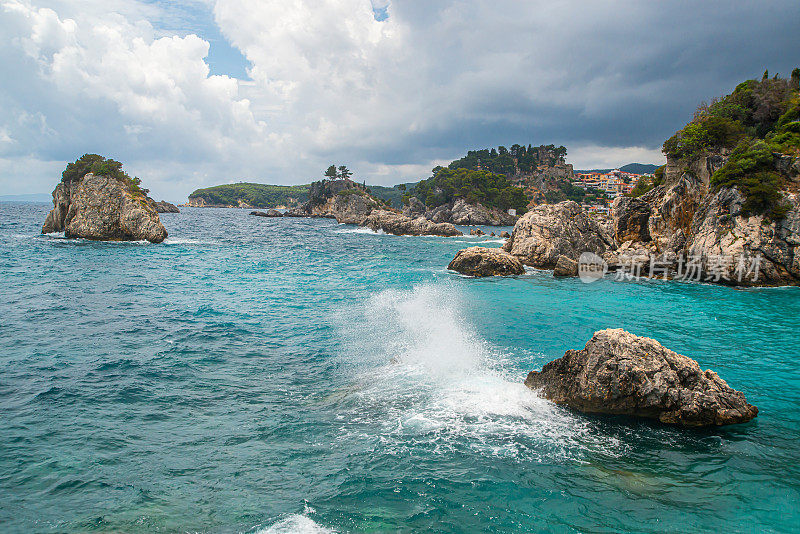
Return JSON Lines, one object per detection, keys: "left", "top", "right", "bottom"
{"left": 338, "top": 166, "right": 353, "bottom": 180}
{"left": 324, "top": 165, "right": 338, "bottom": 180}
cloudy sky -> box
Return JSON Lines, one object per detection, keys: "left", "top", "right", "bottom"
{"left": 1, "top": 0, "right": 797, "bottom": 200}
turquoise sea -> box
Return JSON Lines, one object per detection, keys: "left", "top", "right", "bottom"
{"left": 1, "top": 202, "right": 799, "bottom": 533}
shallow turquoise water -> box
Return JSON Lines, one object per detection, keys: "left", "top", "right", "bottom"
{"left": 1, "top": 202, "right": 799, "bottom": 533}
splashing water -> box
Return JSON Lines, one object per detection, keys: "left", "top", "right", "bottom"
{"left": 334, "top": 284, "right": 622, "bottom": 461}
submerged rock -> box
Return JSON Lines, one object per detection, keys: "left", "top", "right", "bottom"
{"left": 42, "top": 173, "right": 167, "bottom": 243}
{"left": 525, "top": 329, "right": 758, "bottom": 427}
{"left": 448, "top": 246, "right": 525, "bottom": 277}
{"left": 361, "top": 210, "right": 462, "bottom": 237}
{"left": 250, "top": 209, "right": 283, "bottom": 217}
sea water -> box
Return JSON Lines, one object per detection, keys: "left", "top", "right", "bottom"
{"left": 1, "top": 202, "right": 799, "bottom": 533}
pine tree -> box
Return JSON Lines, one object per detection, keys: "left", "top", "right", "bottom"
{"left": 324, "top": 165, "right": 338, "bottom": 180}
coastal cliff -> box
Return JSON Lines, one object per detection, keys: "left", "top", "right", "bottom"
{"left": 493, "top": 71, "right": 800, "bottom": 286}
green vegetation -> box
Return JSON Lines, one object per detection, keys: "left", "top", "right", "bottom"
{"left": 664, "top": 70, "right": 800, "bottom": 218}
{"left": 628, "top": 165, "right": 665, "bottom": 197}
{"left": 404, "top": 167, "right": 528, "bottom": 213}
{"left": 448, "top": 144, "right": 567, "bottom": 175}
{"left": 368, "top": 184, "right": 415, "bottom": 209}
{"left": 62, "top": 154, "right": 148, "bottom": 196}
{"left": 189, "top": 183, "right": 309, "bottom": 208}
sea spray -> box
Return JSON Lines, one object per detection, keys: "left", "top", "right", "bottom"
{"left": 333, "top": 284, "right": 623, "bottom": 461}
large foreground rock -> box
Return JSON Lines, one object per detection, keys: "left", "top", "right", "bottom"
{"left": 504, "top": 201, "right": 614, "bottom": 268}
{"left": 448, "top": 247, "right": 525, "bottom": 277}
{"left": 361, "top": 210, "right": 462, "bottom": 236}
{"left": 42, "top": 173, "right": 167, "bottom": 243}
{"left": 525, "top": 329, "right": 758, "bottom": 427}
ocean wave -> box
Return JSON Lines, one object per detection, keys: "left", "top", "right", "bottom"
{"left": 334, "top": 284, "right": 623, "bottom": 462}
{"left": 256, "top": 514, "right": 335, "bottom": 534}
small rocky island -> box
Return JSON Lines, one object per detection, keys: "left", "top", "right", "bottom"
{"left": 42, "top": 154, "right": 167, "bottom": 243}
{"left": 526, "top": 329, "right": 758, "bottom": 427}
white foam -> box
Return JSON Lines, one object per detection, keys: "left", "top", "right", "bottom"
{"left": 257, "top": 515, "right": 335, "bottom": 534}
{"left": 335, "top": 284, "right": 622, "bottom": 461}
{"left": 162, "top": 237, "right": 219, "bottom": 245}
{"left": 333, "top": 226, "right": 385, "bottom": 235}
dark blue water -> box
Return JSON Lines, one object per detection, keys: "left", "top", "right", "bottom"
{"left": 1, "top": 202, "right": 799, "bottom": 533}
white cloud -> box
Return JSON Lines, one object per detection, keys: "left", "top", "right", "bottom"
{"left": 0, "top": 0, "right": 795, "bottom": 199}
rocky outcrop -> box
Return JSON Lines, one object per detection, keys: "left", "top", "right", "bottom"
{"left": 250, "top": 209, "right": 283, "bottom": 217}
{"left": 309, "top": 191, "right": 381, "bottom": 224}
{"left": 156, "top": 200, "right": 179, "bottom": 213}
{"left": 470, "top": 228, "right": 485, "bottom": 236}
{"left": 603, "top": 151, "right": 800, "bottom": 286}
{"left": 500, "top": 231, "right": 511, "bottom": 239}
{"left": 148, "top": 199, "right": 179, "bottom": 213}
{"left": 687, "top": 187, "right": 800, "bottom": 285}
{"left": 361, "top": 210, "right": 462, "bottom": 236}
{"left": 525, "top": 329, "right": 758, "bottom": 427}
{"left": 42, "top": 173, "right": 167, "bottom": 243}
{"left": 283, "top": 207, "right": 310, "bottom": 217}
{"left": 552, "top": 255, "right": 578, "bottom": 277}
{"left": 403, "top": 197, "right": 517, "bottom": 226}
{"left": 448, "top": 246, "right": 525, "bottom": 277}
{"left": 503, "top": 201, "right": 614, "bottom": 268}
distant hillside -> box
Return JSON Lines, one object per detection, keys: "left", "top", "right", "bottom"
{"left": 575, "top": 163, "right": 661, "bottom": 174}
{"left": 188, "top": 183, "right": 309, "bottom": 208}
{"left": 367, "top": 184, "right": 417, "bottom": 209}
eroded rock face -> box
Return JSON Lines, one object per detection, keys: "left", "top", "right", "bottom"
{"left": 612, "top": 196, "right": 651, "bottom": 243}
{"left": 503, "top": 201, "right": 614, "bottom": 268}
{"left": 309, "top": 191, "right": 381, "bottom": 224}
{"left": 448, "top": 246, "right": 525, "bottom": 277}
{"left": 687, "top": 187, "right": 800, "bottom": 285}
{"left": 42, "top": 173, "right": 167, "bottom": 243}
{"left": 361, "top": 210, "right": 462, "bottom": 236}
{"left": 525, "top": 329, "right": 758, "bottom": 427}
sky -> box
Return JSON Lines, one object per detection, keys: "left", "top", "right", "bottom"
{"left": 0, "top": 0, "right": 797, "bottom": 201}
